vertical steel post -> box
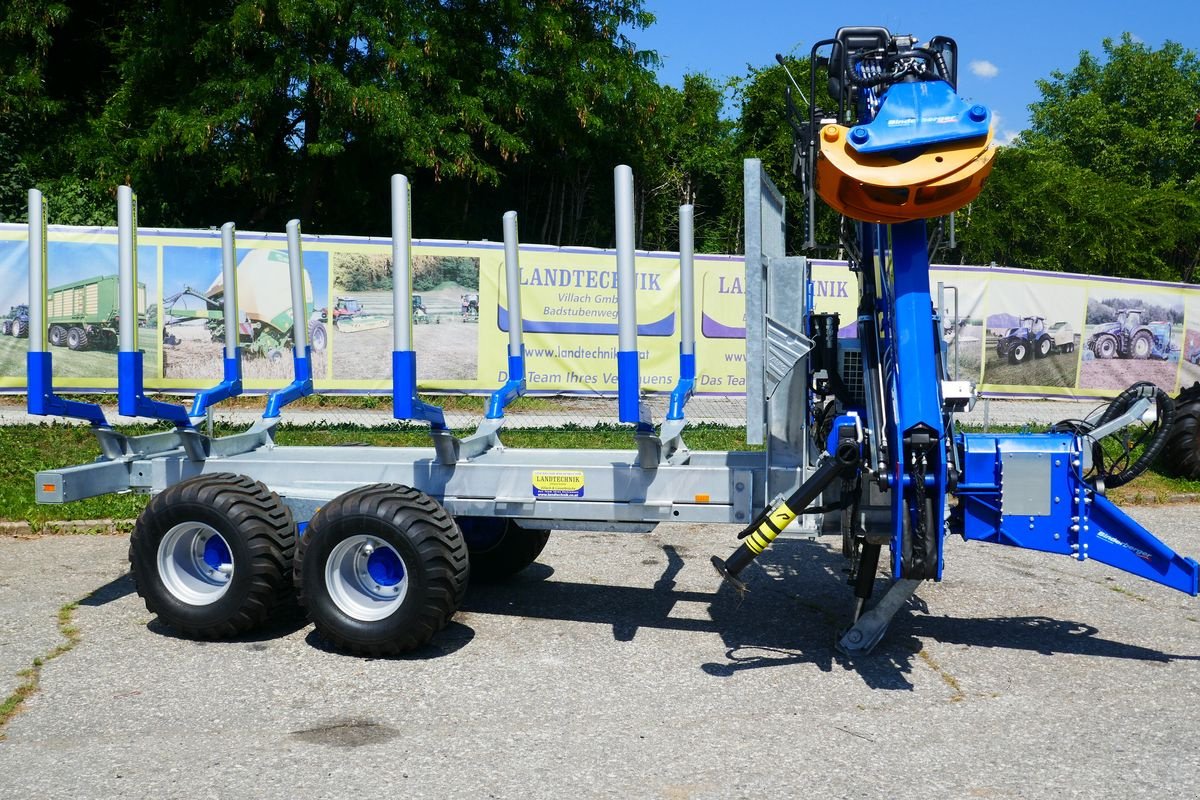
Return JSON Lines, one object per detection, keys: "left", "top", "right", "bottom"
{"left": 117, "top": 185, "right": 137, "bottom": 353}
{"left": 27, "top": 190, "right": 46, "bottom": 353}
{"left": 24, "top": 189, "right": 107, "bottom": 424}
{"left": 484, "top": 211, "right": 527, "bottom": 420}
{"left": 189, "top": 222, "right": 244, "bottom": 419}
{"left": 262, "top": 219, "right": 313, "bottom": 419}
{"left": 614, "top": 165, "right": 641, "bottom": 424}
{"left": 285, "top": 219, "right": 308, "bottom": 352}
{"left": 392, "top": 174, "right": 412, "bottom": 352}
{"left": 388, "top": 174, "right": 445, "bottom": 428}
{"left": 220, "top": 222, "right": 239, "bottom": 359}
{"left": 116, "top": 186, "right": 190, "bottom": 424}
{"left": 503, "top": 211, "right": 523, "bottom": 358}
{"left": 666, "top": 204, "right": 696, "bottom": 421}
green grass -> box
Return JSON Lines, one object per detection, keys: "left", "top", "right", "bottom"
{"left": 0, "top": 327, "right": 158, "bottom": 381}
{"left": 0, "top": 422, "right": 753, "bottom": 525}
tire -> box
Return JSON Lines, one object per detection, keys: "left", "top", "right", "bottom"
{"left": 48, "top": 325, "right": 66, "bottom": 347}
{"left": 266, "top": 348, "right": 284, "bottom": 364}
{"left": 296, "top": 484, "right": 469, "bottom": 656}
{"left": 129, "top": 473, "right": 296, "bottom": 638}
{"left": 13, "top": 319, "right": 28, "bottom": 338}
{"left": 308, "top": 320, "right": 327, "bottom": 352}
{"left": 1162, "top": 383, "right": 1200, "bottom": 478}
{"left": 1131, "top": 330, "right": 1153, "bottom": 359}
{"left": 458, "top": 517, "right": 550, "bottom": 581}
{"left": 0, "top": 321, "right": 9, "bottom": 336}
{"left": 66, "top": 326, "right": 88, "bottom": 351}
{"left": 1037, "top": 336, "right": 1052, "bottom": 358}
{"left": 1008, "top": 341, "right": 1029, "bottom": 364}
{"left": 1094, "top": 334, "right": 1117, "bottom": 359}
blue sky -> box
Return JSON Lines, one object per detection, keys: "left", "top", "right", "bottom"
{"left": 634, "top": 1, "right": 1199, "bottom": 144}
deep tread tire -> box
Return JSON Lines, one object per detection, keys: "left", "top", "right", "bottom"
{"left": 13, "top": 319, "right": 28, "bottom": 338}
{"left": 459, "top": 517, "right": 550, "bottom": 581}
{"left": 1132, "top": 330, "right": 1153, "bottom": 359}
{"left": 296, "top": 484, "right": 469, "bottom": 656}
{"left": 129, "top": 473, "right": 296, "bottom": 639}
{"left": 66, "top": 326, "right": 88, "bottom": 350}
{"left": 1037, "top": 336, "right": 1052, "bottom": 358}
{"left": 1163, "top": 383, "right": 1200, "bottom": 478}
{"left": 48, "top": 325, "right": 66, "bottom": 347}
{"left": 308, "top": 320, "right": 327, "bottom": 352}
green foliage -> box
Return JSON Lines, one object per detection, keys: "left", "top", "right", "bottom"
{"left": 963, "top": 35, "right": 1200, "bottom": 282}
{"left": 3, "top": 11, "right": 1199, "bottom": 285}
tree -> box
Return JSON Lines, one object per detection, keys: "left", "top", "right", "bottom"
{"left": 963, "top": 35, "right": 1200, "bottom": 282}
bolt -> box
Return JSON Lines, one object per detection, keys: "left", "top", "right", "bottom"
{"left": 735, "top": 482, "right": 745, "bottom": 492}
{"left": 218, "top": 564, "right": 232, "bottom": 575}
{"left": 1083, "top": 543, "right": 1089, "bottom": 550}
{"left": 850, "top": 127, "right": 870, "bottom": 144}
{"left": 846, "top": 630, "right": 863, "bottom": 644}
{"left": 1055, "top": 460, "right": 1062, "bottom": 467}
{"left": 1054, "top": 497, "right": 1060, "bottom": 504}
{"left": 1053, "top": 533, "right": 1061, "bottom": 540}
{"left": 362, "top": 543, "right": 375, "bottom": 556}
{"left": 1029, "top": 523, "right": 1035, "bottom": 530}
{"left": 969, "top": 105, "right": 988, "bottom": 122}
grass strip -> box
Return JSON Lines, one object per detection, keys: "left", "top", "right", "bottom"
{"left": 0, "top": 600, "right": 81, "bottom": 741}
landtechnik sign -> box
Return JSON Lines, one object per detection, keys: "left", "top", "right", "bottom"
{"left": 1, "top": 223, "right": 1198, "bottom": 401}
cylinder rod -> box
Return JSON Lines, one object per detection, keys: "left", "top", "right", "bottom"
{"left": 614, "top": 165, "right": 641, "bottom": 424}
{"left": 220, "top": 222, "right": 238, "bottom": 358}
{"left": 392, "top": 174, "right": 412, "bottom": 351}
{"left": 614, "top": 165, "right": 637, "bottom": 352}
{"left": 117, "top": 185, "right": 137, "bottom": 353}
{"left": 678, "top": 204, "right": 695, "bottom": 356}
{"left": 27, "top": 190, "right": 46, "bottom": 352}
{"left": 502, "top": 210, "right": 523, "bottom": 357}
{"left": 285, "top": 219, "right": 308, "bottom": 352}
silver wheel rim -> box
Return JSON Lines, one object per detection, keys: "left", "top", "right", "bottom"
{"left": 157, "top": 522, "right": 234, "bottom": 605}
{"left": 1135, "top": 339, "right": 1149, "bottom": 357}
{"left": 325, "top": 535, "right": 409, "bottom": 622}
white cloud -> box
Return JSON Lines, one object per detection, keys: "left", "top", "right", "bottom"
{"left": 969, "top": 59, "right": 1000, "bottom": 79}
{"left": 990, "top": 112, "right": 1019, "bottom": 147}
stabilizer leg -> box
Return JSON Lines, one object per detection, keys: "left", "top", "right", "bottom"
{"left": 837, "top": 578, "right": 922, "bottom": 656}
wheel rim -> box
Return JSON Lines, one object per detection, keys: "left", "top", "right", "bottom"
{"left": 325, "top": 535, "right": 409, "bottom": 621}
{"left": 1014, "top": 344, "right": 1026, "bottom": 360}
{"left": 1134, "top": 339, "right": 1149, "bottom": 357}
{"left": 157, "top": 522, "right": 234, "bottom": 605}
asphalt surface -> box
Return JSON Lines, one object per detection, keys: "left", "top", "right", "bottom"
{"left": 1, "top": 507, "right": 1198, "bottom": 799}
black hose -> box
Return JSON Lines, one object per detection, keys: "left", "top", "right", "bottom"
{"left": 1085, "top": 382, "right": 1175, "bottom": 489}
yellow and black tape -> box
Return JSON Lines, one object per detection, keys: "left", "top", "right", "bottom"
{"left": 744, "top": 503, "right": 797, "bottom": 555}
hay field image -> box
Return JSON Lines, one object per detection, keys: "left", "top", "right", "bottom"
{"left": 330, "top": 252, "right": 479, "bottom": 382}
{"left": 162, "top": 246, "right": 328, "bottom": 381}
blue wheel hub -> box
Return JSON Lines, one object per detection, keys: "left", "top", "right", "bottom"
{"left": 367, "top": 547, "right": 405, "bottom": 587}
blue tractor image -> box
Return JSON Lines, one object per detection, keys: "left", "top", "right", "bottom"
{"left": 1087, "top": 308, "right": 1172, "bottom": 360}
{"left": 996, "top": 316, "right": 1075, "bottom": 363}
{"left": 1, "top": 304, "right": 29, "bottom": 337}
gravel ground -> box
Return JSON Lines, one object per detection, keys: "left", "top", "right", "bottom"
{"left": 1, "top": 506, "right": 1198, "bottom": 799}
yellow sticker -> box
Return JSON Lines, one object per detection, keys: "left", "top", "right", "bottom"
{"left": 532, "top": 470, "right": 585, "bottom": 498}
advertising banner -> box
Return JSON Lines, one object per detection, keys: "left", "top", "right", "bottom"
{"left": 1, "top": 223, "right": 1197, "bottom": 401}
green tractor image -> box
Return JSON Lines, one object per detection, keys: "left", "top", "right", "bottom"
{"left": 165, "top": 249, "right": 326, "bottom": 362}
{"left": 1087, "top": 308, "right": 1172, "bottom": 360}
